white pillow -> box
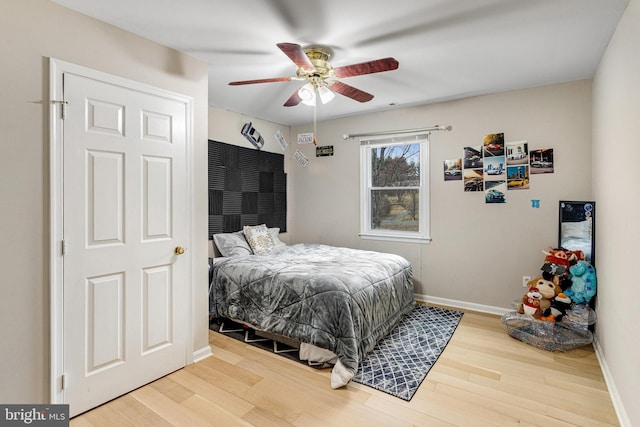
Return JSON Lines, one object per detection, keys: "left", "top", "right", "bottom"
{"left": 243, "top": 224, "right": 275, "bottom": 255}
{"left": 212, "top": 231, "right": 253, "bottom": 257}
{"left": 269, "top": 227, "right": 286, "bottom": 247}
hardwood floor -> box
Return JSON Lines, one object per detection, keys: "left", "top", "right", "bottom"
{"left": 70, "top": 307, "right": 619, "bottom": 426}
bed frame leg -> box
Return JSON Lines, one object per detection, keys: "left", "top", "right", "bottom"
{"left": 273, "top": 341, "right": 298, "bottom": 354}
{"left": 219, "top": 321, "right": 244, "bottom": 333}
{"left": 244, "top": 330, "right": 270, "bottom": 343}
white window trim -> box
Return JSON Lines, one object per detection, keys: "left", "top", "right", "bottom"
{"left": 359, "top": 133, "right": 431, "bottom": 243}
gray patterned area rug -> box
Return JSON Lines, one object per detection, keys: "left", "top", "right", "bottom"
{"left": 353, "top": 304, "right": 463, "bottom": 401}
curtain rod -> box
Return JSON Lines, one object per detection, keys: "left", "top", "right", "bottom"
{"left": 342, "top": 125, "right": 452, "bottom": 140}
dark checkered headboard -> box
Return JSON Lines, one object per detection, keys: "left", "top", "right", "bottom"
{"left": 208, "top": 140, "right": 287, "bottom": 237}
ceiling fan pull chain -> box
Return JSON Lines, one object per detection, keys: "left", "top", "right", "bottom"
{"left": 313, "top": 102, "right": 318, "bottom": 145}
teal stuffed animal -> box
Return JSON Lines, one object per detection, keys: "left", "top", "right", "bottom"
{"left": 565, "top": 260, "right": 597, "bottom": 304}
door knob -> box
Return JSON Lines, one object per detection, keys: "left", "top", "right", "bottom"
{"left": 175, "top": 246, "right": 185, "bottom": 255}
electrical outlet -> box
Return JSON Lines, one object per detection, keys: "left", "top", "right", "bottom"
{"left": 522, "top": 276, "right": 531, "bottom": 287}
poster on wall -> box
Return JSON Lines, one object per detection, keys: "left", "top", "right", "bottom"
{"left": 530, "top": 148, "right": 554, "bottom": 174}
{"left": 443, "top": 159, "right": 462, "bottom": 181}
{"left": 447, "top": 131, "right": 555, "bottom": 201}
{"left": 463, "top": 169, "right": 483, "bottom": 192}
{"left": 463, "top": 146, "right": 483, "bottom": 169}
{"left": 506, "top": 140, "right": 528, "bottom": 165}
{"left": 485, "top": 180, "right": 507, "bottom": 203}
{"left": 507, "top": 165, "right": 530, "bottom": 190}
{"left": 483, "top": 156, "right": 506, "bottom": 179}
{"left": 463, "top": 146, "right": 483, "bottom": 191}
{"left": 483, "top": 132, "right": 504, "bottom": 157}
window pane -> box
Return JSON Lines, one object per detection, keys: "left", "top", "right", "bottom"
{"left": 370, "top": 189, "right": 419, "bottom": 231}
{"left": 371, "top": 144, "right": 420, "bottom": 187}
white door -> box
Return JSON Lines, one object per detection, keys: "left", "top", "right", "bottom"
{"left": 62, "top": 72, "right": 190, "bottom": 416}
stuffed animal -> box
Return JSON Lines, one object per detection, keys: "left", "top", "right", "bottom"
{"left": 565, "top": 261, "right": 597, "bottom": 304}
{"left": 518, "top": 287, "right": 543, "bottom": 319}
{"left": 549, "top": 293, "right": 572, "bottom": 322}
{"left": 541, "top": 247, "right": 583, "bottom": 292}
{"left": 518, "top": 277, "right": 561, "bottom": 319}
{"left": 542, "top": 247, "right": 570, "bottom": 273}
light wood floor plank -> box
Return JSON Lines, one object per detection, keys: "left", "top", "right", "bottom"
{"left": 71, "top": 307, "right": 620, "bottom": 426}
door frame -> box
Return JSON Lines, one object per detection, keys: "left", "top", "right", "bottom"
{"left": 48, "top": 58, "right": 196, "bottom": 405}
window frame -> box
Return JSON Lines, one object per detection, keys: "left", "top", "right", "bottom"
{"left": 359, "top": 132, "right": 431, "bottom": 243}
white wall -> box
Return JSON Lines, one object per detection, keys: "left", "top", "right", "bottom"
{"left": 289, "top": 81, "right": 592, "bottom": 310}
{"left": 592, "top": 0, "right": 638, "bottom": 425}
{"left": 0, "top": 0, "right": 209, "bottom": 404}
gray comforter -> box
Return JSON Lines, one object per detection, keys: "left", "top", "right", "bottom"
{"left": 209, "top": 243, "right": 415, "bottom": 382}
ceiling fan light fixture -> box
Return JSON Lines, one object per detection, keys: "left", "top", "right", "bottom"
{"left": 318, "top": 86, "right": 335, "bottom": 104}
{"left": 298, "top": 83, "right": 316, "bottom": 106}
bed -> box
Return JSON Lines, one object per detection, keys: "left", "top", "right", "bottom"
{"left": 208, "top": 226, "right": 416, "bottom": 388}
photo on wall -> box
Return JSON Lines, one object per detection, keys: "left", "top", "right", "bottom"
{"left": 506, "top": 140, "right": 528, "bottom": 165}
{"left": 443, "top": 158, "right": 462, "bottom": 181}
{"left": 530, "top": 148, "right": 554, "bottom": 174}
{"left": 485, "top": 180, "right": 507, "bottom": 203}
{"left": 484, "top": 156, "right": 506, "bottom": 179}
{"left": 463, "top": 169, "right": 483, "bottom": 192}
{"left": 483, "top": 132, "right": 504, "bottom": 157}
{"left": 507, "top": 165, "right": 530, "bottom": 190}
{"left": 463, "top": 146, "right": 483, "bottom": 169}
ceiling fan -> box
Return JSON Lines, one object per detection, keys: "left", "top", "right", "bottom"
{"left": 229, "top": 43, "right": 399, "bottom": 107}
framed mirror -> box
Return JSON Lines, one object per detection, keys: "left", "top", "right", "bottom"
{"left": 558, "top": 201, "right": 595, "bottom": 266}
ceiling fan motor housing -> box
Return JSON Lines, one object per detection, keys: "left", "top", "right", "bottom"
{"left": 299, "top": 46, "right": 334, "bottom": 84}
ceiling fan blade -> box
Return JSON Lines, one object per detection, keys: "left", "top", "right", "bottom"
{"left": 329, "top": 81, "right": 374, "bottom": 103}
{"left": 277, "top": 42, "right": 315, "bottom": 71}
{"left": 333, "top": 57, "right": 399, "bottom": 78}
{"left": 229, "top": 77, "right": 293, "bottom": 86}
{"left": 283, "top": 89, "right": 302, "bottom": 107}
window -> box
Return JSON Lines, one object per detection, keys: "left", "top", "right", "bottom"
{"left": 360, "top": 133, "right": 430, "bottom": 243}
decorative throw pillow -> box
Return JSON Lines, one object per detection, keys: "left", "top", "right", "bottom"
{"left": 243, "top": 224, "right": 275, "bottom": 255}
{"left": 212, "top": 231, "right": 253, "bottom": 257}
{"left": 269, "top": 227, "right": 286, "bottom": 248}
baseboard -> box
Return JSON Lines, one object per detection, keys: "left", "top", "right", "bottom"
{"left": 415, "top": 294, "right": 511, "bottom": 316}
{"left": 192, "top": 345, "right": 213, "bottom": 363}
{"left": 593, "top": 334, "right": 631, "bottom": 427}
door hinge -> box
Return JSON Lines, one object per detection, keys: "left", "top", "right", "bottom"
{"left": 52, "top": 100, "right": 68, "bottom": 120}
{"left": 61, "top": 240, "right": 66, "bottom": 255}
{"left": 61, "top": 374, "right": 66, "bottom": 390}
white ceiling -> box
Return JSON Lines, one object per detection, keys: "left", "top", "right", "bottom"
{"left": 52, "top": 0, "right": 628, "bottom": 126}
